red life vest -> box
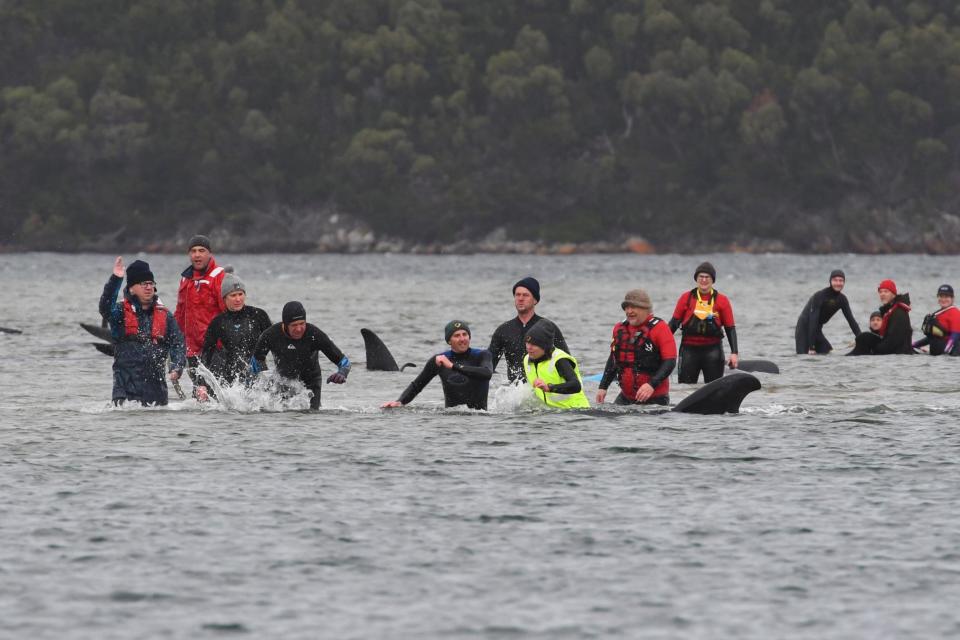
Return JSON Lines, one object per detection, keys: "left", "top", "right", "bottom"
{"left": 680, "top": 289, "right": 724, "bottom": 338}
{"left": 612, "top": 318, "right": 663, "bottom": 395}
{"left": 123, "top": 298, "right": 168, "bottom": 343}
{"left": 879, "top": 300, "right": 910, "bottom": 336}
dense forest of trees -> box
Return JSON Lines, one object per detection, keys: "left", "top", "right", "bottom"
{"left": 2, "top": 0, "right": 960, "bottom": 251}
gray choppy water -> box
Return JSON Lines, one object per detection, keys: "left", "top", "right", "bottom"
{"left": 2, "top": 252, "right": 959, "bottom": 639}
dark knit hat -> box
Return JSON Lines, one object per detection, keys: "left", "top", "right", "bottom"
{"left": 694, "top": 262, "right": 716, "bottom": 282}
{"left": 830, "top": 269, "right": 846, "bottom": 281}
{"left": 621, "top": 289, "right": 653, "bottom": 310}
{"left": 188, "top": 234, "right": 212, "bottom": 251}
{"left": 282, "top": 301, "right": 306, "bottom": 324}
{"left": 513, "top": 276, "right": 541, "bottom": 302}
{"left": 444, "top": 320, "right": 471, "bottom": 343}
{"left": 125, "top": 260, "right": 154, "bottom": 287}
{"left": 869, "top": 310, "right": 883, "bottom": 319}
{"left": 878, "top": 279, "right": 897, "bottom": 295}
{"left": 221, "top": 273, "right": 245, "bottom": 298}
{"left": 938, "top": 284, "right": 954, "bottom": 297}
{"left": 524, "top": 320, "right": 555, "bottom": 351}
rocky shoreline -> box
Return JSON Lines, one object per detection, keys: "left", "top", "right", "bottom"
{"left": 4, "top": 205, "right": 959, "bottom": 255}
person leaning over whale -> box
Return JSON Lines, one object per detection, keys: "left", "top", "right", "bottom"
{"left": 99, "top": 257, "right": 185, "bottom": 406}
{"left": 523, "top": 321, "right": 590, "bottom": 409}
{"left": 596, "top": 289, "right": 676, "bottom": 406}
{"left": 912, "top": 284, "right": 960, "bottom": 355}
{"left": 382, "top": 321, "right": 493, "bottom": 411}
{"left": 795, "top": 269, "right": 860, "bottom": 354}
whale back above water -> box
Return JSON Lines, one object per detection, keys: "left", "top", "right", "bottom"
{"left": 673, "top": 373, "right": 762, "bottom": 414}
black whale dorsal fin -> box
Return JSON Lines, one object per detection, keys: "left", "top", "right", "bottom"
{"left": 92, "top": 342, "right": 116, "bottom": 357}
{"left": 672, "top": 373, "right": 761, "bottom": 415}
{"left": 360, "top": 328, "right": 400, "bottom": 371}
{"left": 0, "top": 326, "right": 22, "bottom": 334}
{"left": 733, "top": 359, "right": 779, "bottom": 374}
{"left": 81, "top": 322, "right": 116, "bottom": 343}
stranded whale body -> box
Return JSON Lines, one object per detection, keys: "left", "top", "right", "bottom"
{"left": 673, "top": 372, "right": 762, "bottom": 414}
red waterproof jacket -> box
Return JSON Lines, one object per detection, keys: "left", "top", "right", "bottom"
{"left": 174, "top": 258, "right": 226, "bottom": 356}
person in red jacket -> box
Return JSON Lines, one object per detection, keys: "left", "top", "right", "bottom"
{"left": 597, "top": 289, "right": 677, "bottom": 406}
{"left": 174, "top": 235, "right": 227, "bottom": 387}
{"left": 913, "top": 284, "right": 960, "bottom": 355}
{"left": 668, "top": 261, "right": 738, "bottom": 383}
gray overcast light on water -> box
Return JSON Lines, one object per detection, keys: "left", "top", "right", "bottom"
{"left": 1, "top": 252, "right": 959, "bottom": 639}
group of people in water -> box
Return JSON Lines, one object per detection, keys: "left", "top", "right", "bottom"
{"left": 99, "top": 235, "right": 959, "bottom": 410}
{"left": 795, "top": 270, "right": 960, "bottom": 357}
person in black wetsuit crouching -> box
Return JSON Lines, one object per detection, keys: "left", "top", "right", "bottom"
{"left": 195, "top": 273, "right": 272, "bottom": 400}
{"left": 382, "top": 320, "right": 493, "bottom": 410}
{"left": 252, "top": 301, "right": 351, "bottom": 410}
{"left": 795, "top": 269, "right": 861, "bottom": 354}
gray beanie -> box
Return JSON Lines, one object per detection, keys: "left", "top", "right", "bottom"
{"left": 621, "top": 289, "right": 653, "bottom": 310}
{"left": 221, "top": 273, "right": 245, "bottom": 298}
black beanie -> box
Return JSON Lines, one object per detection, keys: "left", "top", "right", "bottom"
{"left": 282, "top": 301, "right": 306, "bottom": 324}
{"left": 830, "top": 269, "right": 846, "bottom": 281}
{"left": 694, "top": 262, "right": 716, "bottom": 282}
{"left": 125, "top": 260, "right": 154, "bottom": 287}
{"left": 525, "top": 320, "right": 555, "bottom": 351}
{"left": 188, "top": 234, "right": 212, "bottom": 251}
{"left": 444, "top": 320, "right": 471, "bottom": 342}
{"left": 513, "top": 276, "right": 541, "bottom": 302}
{"left": 938, "top": 284, "right": 954, "bottom": 297}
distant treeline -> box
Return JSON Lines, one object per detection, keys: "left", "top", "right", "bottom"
{"left": 2, "top": 0, "right": 959, "bottom": 250}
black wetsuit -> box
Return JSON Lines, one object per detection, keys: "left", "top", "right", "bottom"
{"left": 200, "top": 305, "right": 272, "bottom": 384}
{"left": 488, "top": 314, "right": 569, "bottom": 382}
{"left": 795, "top": 287, "right": 860, "bottom": 353}
{"left": 252, "top": 323, "right": 349, "bottom": 409}
{"left": 398, "top": 348, "right": 493, "bottom": 410}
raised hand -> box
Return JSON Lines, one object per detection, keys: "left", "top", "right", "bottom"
{"left": 113, "top": 256, "right": 125, "bottom": 277}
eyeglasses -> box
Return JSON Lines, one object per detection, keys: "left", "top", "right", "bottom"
{"left": 138, "top": 281, "right": 156, "bottom": 288}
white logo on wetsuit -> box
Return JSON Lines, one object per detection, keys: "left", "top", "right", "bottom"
{"left": 287, "top": 344, "right": 297, "bottom": 349}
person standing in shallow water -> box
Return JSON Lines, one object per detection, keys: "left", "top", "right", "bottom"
{"left": 196, "top": 273, "right": 272, "bottom": 400}
{"left": 597, "top": 289, "right": 677, "bottom": 406}
{"left": 795, "top": 269, "right": 861, "bottom": 354}
{"left": 382, "top": 321, "right": 493, "bottom": 411}
{"left": 488, "top": 277, "right": 570, "bottom": 383}
{"left": 251, "top": 301, "right": 350, "bottom": 410}
{"left": 174, "top": 235, "right": 227, "bottom": 390}
{"left": 522, "top": 321, "right": 590, "bottom": 409}
{"left": 99, "top": 257, "right": 185, "bottom": 406}
{"left": 668, "top": 261, "right": 738, "bottom": 383}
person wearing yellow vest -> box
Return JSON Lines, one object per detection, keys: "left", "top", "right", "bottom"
{"left": 522, "top": 321, "right": 590, "bottom": 409}
{"left": 668, "top": 261, "right": 738, "bottom": 383}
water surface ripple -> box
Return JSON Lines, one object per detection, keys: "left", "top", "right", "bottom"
{"left": 1, "top": 253, "right": 958, "bottom": 639}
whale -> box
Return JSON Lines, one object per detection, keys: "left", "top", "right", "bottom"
{"left": 730, "top": 359, "right": 779, "bottom": 374}
{"left": 672, "top": 372, "right": 761, "bottom": 414}
{"left": 0, "top": 326, "right": 22, "bottom": 334}
{"left": 361, "top": 328, "right": 416, "bottom": 371}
